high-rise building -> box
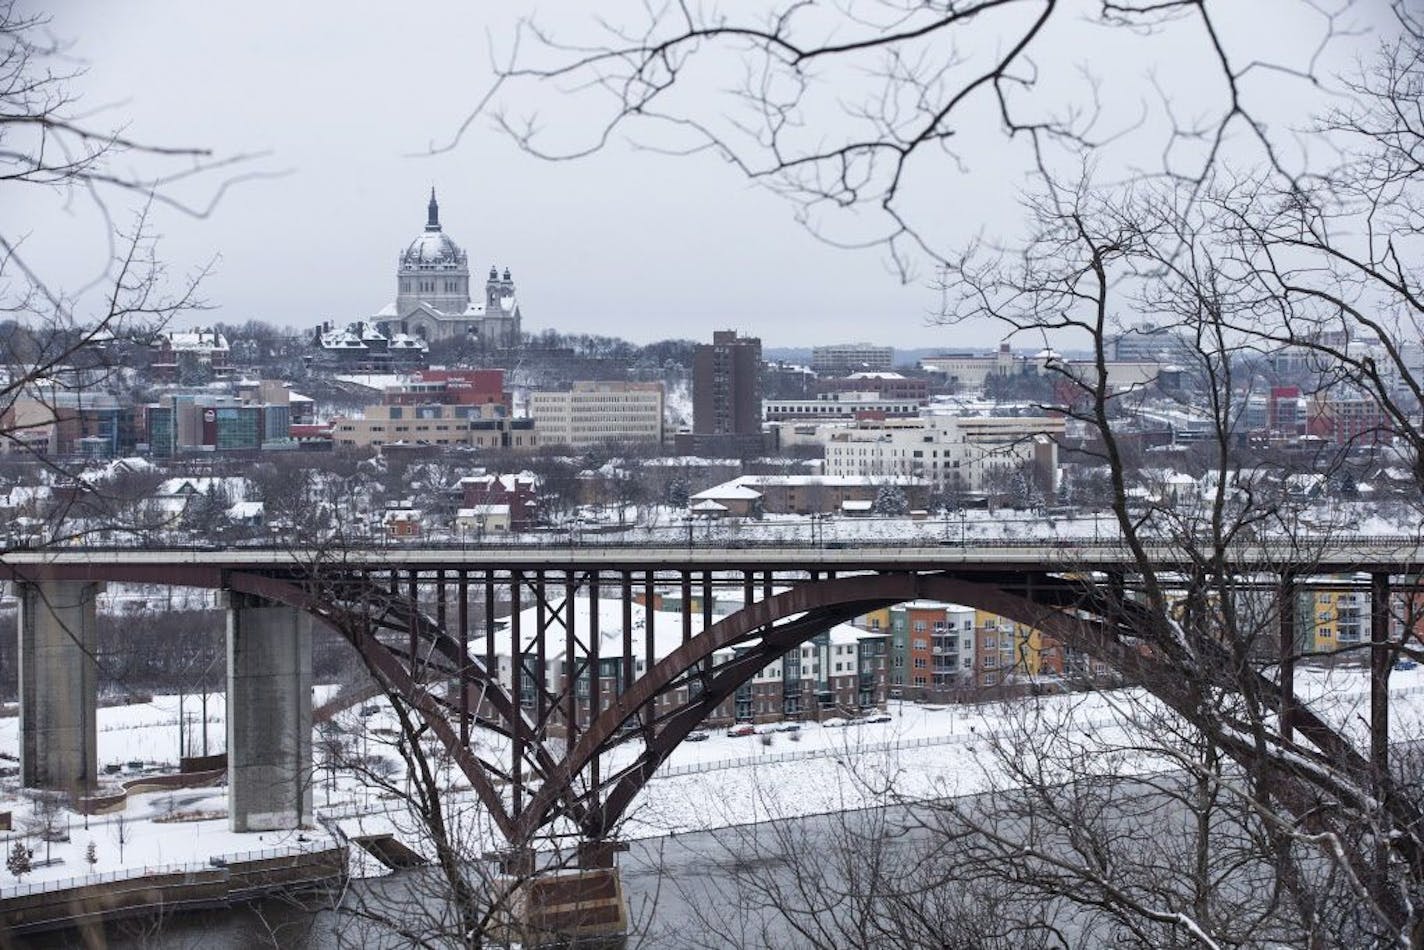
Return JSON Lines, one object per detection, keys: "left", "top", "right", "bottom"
{"left": 529, "top": 381, "right": 664, "bottom": 448}
{"left": 692, "top": 330, "right": 763, "bottom": 438}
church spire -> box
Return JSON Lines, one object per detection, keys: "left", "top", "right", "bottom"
{"left": 426, "top": 187, "right": 441, "bottom": 231}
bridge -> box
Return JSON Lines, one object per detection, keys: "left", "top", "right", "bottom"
{"left": 3, "top": 537, "right": 1422, "bottom": 870}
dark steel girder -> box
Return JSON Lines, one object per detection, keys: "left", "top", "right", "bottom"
{"left": 577, "top": 600, "right": 892, "bottom": 837}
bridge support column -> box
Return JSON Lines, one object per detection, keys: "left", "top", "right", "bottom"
{"left": 226, "top": 592, "right": 312, "bottom": 832}
{"left": 18, "top": 581, "right": 103, "bottom": 795}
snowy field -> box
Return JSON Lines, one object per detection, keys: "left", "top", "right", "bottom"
{"left": 2, "top": 667, "right": 1423, "bottom": 890}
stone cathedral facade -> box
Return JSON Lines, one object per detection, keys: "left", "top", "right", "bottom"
{"left": 373, "top": 189, "right": 523, "bottom": 347}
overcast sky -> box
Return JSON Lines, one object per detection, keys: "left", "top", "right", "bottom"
{"left": 9, "top": 1, "right": 1385, "bottom": 349}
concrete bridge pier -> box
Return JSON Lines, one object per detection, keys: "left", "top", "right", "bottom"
{"left": 226, "top": 592, "right": 312, "bottom": 832}
{"left": 17, "top": 581, "right": 104, "bottom": 796}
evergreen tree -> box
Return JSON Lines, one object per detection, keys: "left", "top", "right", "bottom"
{"left": 873, "top": 483, "right": 908, "bottom": 515}
{"left": 7, "top": 840, "right": 30, "bottom": 880}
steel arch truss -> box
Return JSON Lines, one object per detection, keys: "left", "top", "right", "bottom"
{"left": 211, "top": 563, "right": 1423, "bottom": 876}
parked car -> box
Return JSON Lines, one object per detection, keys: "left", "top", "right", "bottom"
{"left": 726, "top": 723, "right": 756, "bottom": 737}
{"left": 821, "top": 717, "right": 848, "bottom": 728}
{"left": 774, "top": 722, "right": 802, "bottom": 733}
{"left": 1396, "top": 660, "right": 1419, "bottom": 671}
{"left": 754, "top": 723, "right": 779, "bottom": 735}
{"left": 686, "top": 730, "right": 710, "bottom": 742}
{"left": 360, "top": 705, "right": 381, "bottom": 717}
{"left": 863, "top": 713, "right": 893, "bottom": 724}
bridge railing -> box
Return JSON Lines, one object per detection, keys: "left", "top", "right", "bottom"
{"left": 17, "top": 531, "right": 1424, "bottom": 555}
{"left": 0, "top": 841, "right": 337, "bottom": 899}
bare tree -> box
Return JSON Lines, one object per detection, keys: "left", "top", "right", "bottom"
{"left": 424, "top": 5, "right": 1424, "bottom": 944}
{"left": 0, "top": 1, "right": 254, "bottom": 542}
{"left": 462, "top": 1, "right": 1347, "bottom": 279}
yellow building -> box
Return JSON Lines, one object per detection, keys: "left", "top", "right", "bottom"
{"left": 858, "top": 607, "right": 892, "bottom": 634}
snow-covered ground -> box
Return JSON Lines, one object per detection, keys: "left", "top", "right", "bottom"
{"left": 3, "top": 668, "right": 1422, "bottom": 890}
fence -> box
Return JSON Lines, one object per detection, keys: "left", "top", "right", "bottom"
{"left": 36, "top": 530, "right": 1424, "bottom": 554}
{"left": 0, "top": 842, "right": 335, "bottom": 899}
{"left": 655, "top": 715, "right": 1121, "bottom": 779}
{"left": 652, "top": 680, "right": 1424, "bottom": 779}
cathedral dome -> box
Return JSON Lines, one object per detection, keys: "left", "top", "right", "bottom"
{"left": 400, "top": 188, "right": 468, "bottom": 267}
{"left": 402, "top": 231, "right": 465, "bottom": 266}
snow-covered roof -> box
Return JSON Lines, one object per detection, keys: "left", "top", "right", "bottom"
{"left": 155, "top": 477, "right": 248, "bottom": 501}
{"left": 163, "top": 330, "right": 229, "bottom": 352}
{"left": 691, "top": 484, "right": 763, "bottom": 502}
{"left": 690, "top": 499, "right": 729, "bottom": 513}
{"left": 459, "top": 472, "right": 537, "bottom": 492}
{"left": 227, "top": 500, "right": 264, "bottom": 520}
{"left": 334, "top": 374, "right": 412, "bottom": 391}
{"left": 720, "top": 473, "right": 927, "bottom": 489}
{"left": 458, "top": 504, "right": 511, "bottom": 517}
{"left": 401, "top": 229, "right": 465, "bottom": 266}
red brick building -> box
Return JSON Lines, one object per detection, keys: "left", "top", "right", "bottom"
{"left": 460, "top": 472, "right": 538, "bottom": 527}
{"left": 384, "top": 368, "right": 509, "bottom": 412}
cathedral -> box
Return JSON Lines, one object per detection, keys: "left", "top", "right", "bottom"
{"left": 373, "top": 189, "right": 523, "bottom": 347}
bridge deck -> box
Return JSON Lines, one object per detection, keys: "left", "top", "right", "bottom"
{"left": 0, "top": 538, "right": 1421, "bottom": 579}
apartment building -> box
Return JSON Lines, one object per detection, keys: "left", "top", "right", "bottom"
{"left": 682, "top": 330, "right": 765, "bottom": 455}
{"left": 472, "top": 593, "right": 889, "bottom": 734}
{"left": 890, "top": 602, "right": 978, "bottom": 697}
{"left": 528, "top": 381, "right": 665, "bottom": 448}
{"left": 877, "top": 600, "right": 1076, "bottom": 699}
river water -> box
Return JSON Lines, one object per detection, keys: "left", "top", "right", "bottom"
{"left": 18, "top": 809, "right": 880, "bottom": 950}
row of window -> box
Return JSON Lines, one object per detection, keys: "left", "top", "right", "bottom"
{"left": 401, "top": 278, "right": 465, "bottom": 293}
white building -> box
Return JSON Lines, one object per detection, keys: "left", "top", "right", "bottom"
{"left": 764, "top": 391, "right": 923, "bottom": 421}
{"left": 811, "top": 343, "right": 895, "bottom": 374}
{"left": 528, "top": 381, "right": 665, "bottom": 448}
{"left": 919, "top": 343, "right": 1017, "bottom": 389}
{"left": 823, "top": 414, "right": 1061, "bottom": 494}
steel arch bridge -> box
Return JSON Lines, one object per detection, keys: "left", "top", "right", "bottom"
{"left": 5, "top": 539, "right": 1423, "bottom": 865}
